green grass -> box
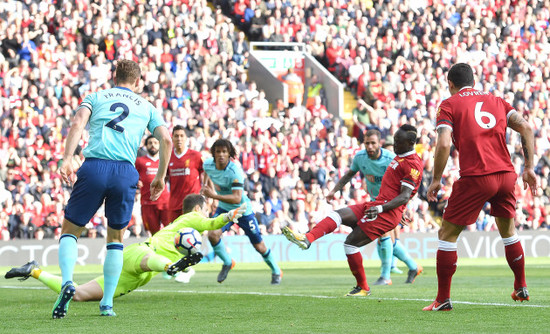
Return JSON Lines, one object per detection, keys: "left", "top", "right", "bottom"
{"left": 1, "top": 258, "right": 549, "bottom": 334}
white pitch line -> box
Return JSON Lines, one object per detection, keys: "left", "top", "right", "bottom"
{"left": 1, "top": 285, "right": 547, "bottom": 308}
{"left": 133, "top": 288, "right": 549, "bottom": 308}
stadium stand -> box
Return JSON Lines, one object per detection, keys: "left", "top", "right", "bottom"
{"left": 0, "top": 0, "right": 549, "bottom": 241}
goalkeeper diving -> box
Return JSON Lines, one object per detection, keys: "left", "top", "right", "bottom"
{"left": 4, "top": 194, "right": 246, "bottom": 302}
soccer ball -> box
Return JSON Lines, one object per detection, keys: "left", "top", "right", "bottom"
{"left": 174, "top": 228, "right": 202, "bottom": 255}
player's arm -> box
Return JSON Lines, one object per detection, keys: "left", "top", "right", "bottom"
{"left": 204, "top": 187, "right": 242, "bottom": 205}
{"left": 365, "top": 185, "right": 413, "bottom": 219}
{"left": 427, "top": 126, "right": 452, "bottom": 201}
{"left": 150, "top": 125, "right": 173, "bottom": 201}
{"left": 189, "top": 204, "right": 247, "bottom": 232}
{"left": 327, "top": 169, "right": 357, "bottom": 201}
{"left": 60, "top": 106, "right": 91, "bottom": 186}
{"left": 508, "top": 111, "right": 537, "bottom": 195}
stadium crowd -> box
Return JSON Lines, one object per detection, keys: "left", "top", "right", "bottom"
{"left": 0, "top": 0, "right": 549, "bottom": 241}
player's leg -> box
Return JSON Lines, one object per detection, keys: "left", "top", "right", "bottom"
{"left": 422, "top": 219, "right": 462, "bottom": 311}
{"left": 240, "top": 214, "right": 282, "bottom": 284}
{"left": 374, "top": 232, "right": 393, "bottom": 285}
{"left": 209, "top": 228, "right": 235, "bottom": 283}
{"left": 283, "top": 205, "right": 360, "bottom": 249}
{"left": 160, "top": 205, "right": 172, "bottom": 230}
{"left": 168, "top": 209, "right": 182, "bottom": 226}
{"left": 100, "top": 161, "right": 139, "bottom": 316}
{"left": 4, "top": 260, "right": 102, "bottom": 302}
{"left": 208, "top": 207, "right": 235, "bottom": 282}
{"left": 344, "top": 226, "right": 373, "bottom": 296}
{"left": 99, "top": 226, "right": 125, "bottom": 316}
{"left": 53, "top": 159, "right": 107, "bottom": 318}
{"left": 391, "top": 227, "right": 422, "bottom": 283}
{"left": 73, "top": 280, "right": 103, "bottom": 302}
{"left": 424, "top": 175, "right": 497, "bottom": 311}
{"left": 490, "top": 172, "right": 528, "bottom": 301}
{"left": 495, "top": 216, "right": 528, "bottom": 301}
{"left": 142, "top": 205, "right": 162, "bottom": 235}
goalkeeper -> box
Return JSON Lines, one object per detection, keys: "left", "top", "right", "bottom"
{"left": 4, "top": 194, "right": 246, "bottom": 302}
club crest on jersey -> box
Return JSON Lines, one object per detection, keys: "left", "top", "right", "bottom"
{"left": 410, "top": 168, "right": 420, "bottom": 181}
{"left": 185, "top": 160, "right": 190, "bottom": 167}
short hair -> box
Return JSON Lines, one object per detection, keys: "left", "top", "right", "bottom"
{"left": 399, "top": 124, "right": 418, "bottom": 144}
{"left": 183, "top": 194, "right": 206, "bottom": 214}
{"left": 115, "top": 59, "right": 141, "bottom": 85}
{"left": 210, "top": 138, "right": 237, "bottom": 160}
{"left": 365, "top": 129, "right": 381, "bottom": 141}
{"left": 447, "top": 63, "right": 474, "bottom": 88}
{"left": 145, "top": 135, "right": 156, "bottom": 146}
{"left": 173, "top": 124, "right": 186, "bottom": 134}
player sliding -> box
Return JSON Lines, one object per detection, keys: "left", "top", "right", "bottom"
{"left": 283, "top": 124, "right": 423, "bottom": 296}
{"left": 5, "top": 195, "right": 246, "bottom": 304}
{"left": 423, "top": 63, "right": 537, "bottom": 311}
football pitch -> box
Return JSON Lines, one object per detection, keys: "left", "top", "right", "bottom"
{"left": 1, "top": 257, "right": 548, "bottom": 334}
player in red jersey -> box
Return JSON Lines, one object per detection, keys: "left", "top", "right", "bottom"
{"left": 424, "top": 63, "right": 537, "bottom": 311}
{"left": 283, "top": 124, "right": 423, "bottom": 296}
{"left": 167, "top": 125, "right": 204, "bottom": 223}
{"left": 135, "top": 135, "right": 170, "bottom": 235}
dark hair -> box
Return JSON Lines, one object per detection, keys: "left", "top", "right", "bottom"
{"left": 399, "top": 124, "right": 418, "bottom": 144}
{"left": 365, "top": 129, "right": 381, "bottom": 141}
{"left": 447, "top": 63, "right": 474, "bottom": 88}
{"left": 210, "top": 138, "right": 237, "bottom": 160}
{"left": 115, "top": 59, "right": 141, "bottom": 85}
{"left": 183, "top": 194, "right": 206, "bottom": 214}
{"left": 145, "top": 135, "right": 156, "bottom": 146}
{"left": 173, "top": 124, "right": 186, "bottom": 134}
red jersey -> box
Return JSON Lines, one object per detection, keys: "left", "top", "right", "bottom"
{"left": 135, "top": 155, "right": 169, "bottom": 206}
{"left": 167, "top": 149, "right": 203, "bottom": 211}
{"left": 377, "top": 151, "right": 424, "bottom": 222}
{"left": 436, "top": 87, "right": 515, "bottom": 177}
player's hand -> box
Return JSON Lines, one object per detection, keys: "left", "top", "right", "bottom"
{"left": 426, "top": 181, "right": 442, "bottom": 202}
{"left": 522, "top": 168, "right": 538, "bottom": 196}
{"left": 365, "top": 205, "right": 383, "bottom": 220}
{"left": 201, "top": 185, "right": 215, "bottom": 198}
{"left": 326, "top": 191, "right": 336, "bottom": 202}
{"left": 150, "top": 177, "right": 165, "bottom": 201}
{"left": 400, "top": 210, "right": 412, "bottom": 226}
{"left": 224, "top": 203, "right": 247, "bottom": 223}
{"left": 59, "top": 158, "right": 76, "bottom": 186}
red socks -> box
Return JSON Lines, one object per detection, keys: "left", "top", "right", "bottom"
{"left": 505, "top": 241, "right": 526, "bottom": 290}
{"left": 346, "top": 252, "right": 369, "bottom": 291}
{"left": 436, "top": 249, "right": 457, "bottom": 302}
{"left": 305, "top": 216, "right": 337, "bottom": 243}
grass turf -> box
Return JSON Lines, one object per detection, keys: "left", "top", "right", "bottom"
{"left": 1, "top": 257, "right": 548, "bottom": 334}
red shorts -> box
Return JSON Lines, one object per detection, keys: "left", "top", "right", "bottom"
{"left": 141, "top": 204, "right": 171, "bottom": 234}
{"left": 349, "top": 202, "right": 401, "bottom": 241}
{"left": 167, "top": 209, "right": 183, "bottom": 225}
{"left": 443, "top": 171, "right": 517, "bottom": 226}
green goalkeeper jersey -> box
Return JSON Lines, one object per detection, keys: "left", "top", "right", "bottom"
{"left": 144, "top": 211, "right": 226, "bottom": 261}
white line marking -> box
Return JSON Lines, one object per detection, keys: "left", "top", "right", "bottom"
{"left": 1, "top": 285, "right": 547, "bottom": 308}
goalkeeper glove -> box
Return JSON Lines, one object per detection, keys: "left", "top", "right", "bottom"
{"left": 224, "top": 203, "right": 247, "bottom": 223}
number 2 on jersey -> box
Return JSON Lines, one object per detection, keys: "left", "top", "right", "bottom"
{"left": 105, "top": 102, "right": 129, "bottom": 133}
{"left": 474, "top": 102, "right": 496, "bottom": 129}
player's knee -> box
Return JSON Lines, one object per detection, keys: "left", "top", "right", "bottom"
{"left": 208, "top": 230, "right": 221, "bottom": 243}
{"left": 253, "top": 241, "right": 267, "bottom": 253}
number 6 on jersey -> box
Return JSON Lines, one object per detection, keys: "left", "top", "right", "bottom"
{"left": 474, "top": 102, "right": 496, "bottom": 129}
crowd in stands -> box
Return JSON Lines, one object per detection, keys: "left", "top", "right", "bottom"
{"left": 1, "top": 0, "right": 549, "bottom": 241}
